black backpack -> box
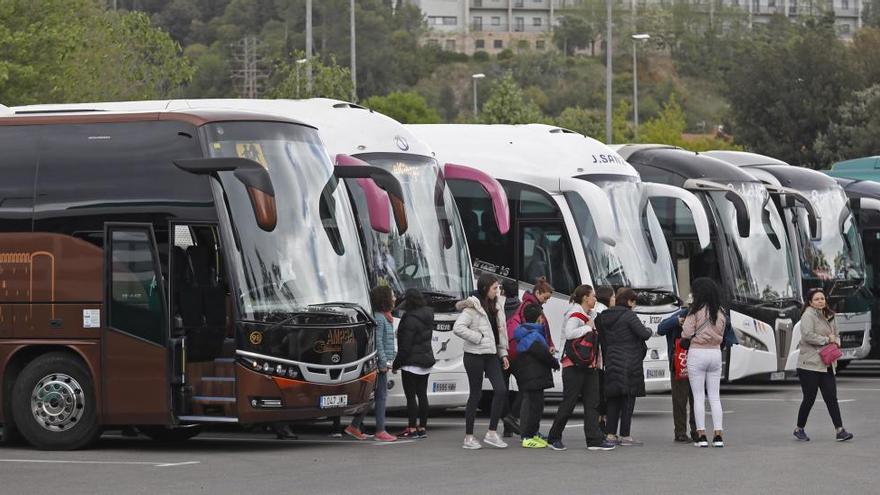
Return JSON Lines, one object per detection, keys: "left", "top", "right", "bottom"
{"left": 563, "top": 312, "right": 599, "bottom": 368}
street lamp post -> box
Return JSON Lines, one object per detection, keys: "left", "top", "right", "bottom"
{"left": 472, "top": 73, "right": 485, "bottom": 119}
{"left": 296, "top": 58, "right": 308, "bottom": 98}
{"left": 631, "top": 33, "right": 650, "bottom": 140}
{"left": 605, "top": 0, "right": 612, "bottom": 144}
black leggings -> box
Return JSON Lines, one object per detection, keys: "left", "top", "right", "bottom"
{"left": 401, "top": 371, "right": 429, "bottom": 429}
{"left": 464, "top": 353, "right": 507, "bottom": 435}
{"left": 797, "top": 368, "right": 843, "bottom": 429}
{"left": 606, "top": 395, "right": 636, "bottom": 437}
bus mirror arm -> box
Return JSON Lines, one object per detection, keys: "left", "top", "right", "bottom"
{"left": 174, "top": 157, "right": 277, "bottom": 232}
{"left": 683, "top": 179, "right": 751, "bottom": 238}
{"left": 442, "top": 163, "right": 511, "bottom": 234}
{"left": 768, "top": 186, "right": 821, "bottom": 241}
{"left": 643, "top": 183, "right": 711, "bottom": 250}
{"left": 335, "top": 154, "right": 408, "bottom": 234}
{"left": 558, "top": 177, "right": 617, "bottom": 246}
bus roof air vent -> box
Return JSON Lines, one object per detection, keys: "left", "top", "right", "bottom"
{"left": 548, "top": 127, "right": 577, "bottom": 134}
{"left": 332, "top": 102, "right": 369, "bottom": 111}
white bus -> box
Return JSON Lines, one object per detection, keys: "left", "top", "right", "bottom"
{"left": 616, "top": 145, "right": 802, "bottom": 381}
{"left": 13, "top": 98, "right": 511, "bottom": 410}
{"left": 409, "top": 125, "right": 711, "bottom": 393}
{"left": 705, "top": 151, "right": 872, "bottom": 367}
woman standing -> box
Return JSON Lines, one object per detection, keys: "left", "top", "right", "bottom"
{"left": 392, "top": 289, "right": 436, "bottom": 439}
{"left": 546, "top": 285, "right": 617, "bottom": 451}
{"left": 597, "top": 287, "right": 651, "bottom": 446}
{"left": 454, "top": 273, "right": 510, "bottom": 450}
{"left": 681, "top": 278, "right": 726, "bottom": 448}
{"left": 345, "top": 286, "right": 398, "bottom": 442}
{"left": 793, "top": 288, "right": 854, "bottom": 442}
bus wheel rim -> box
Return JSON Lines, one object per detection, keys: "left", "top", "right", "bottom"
{"left": 30, "top": 373, "right": 85, "bottom": 432}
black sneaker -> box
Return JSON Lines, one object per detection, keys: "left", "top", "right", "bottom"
{"left": 793, "top": 428, "right": 810, "bottom": 442}
{"left": 587, "top": 439, "right": 617, "bottom": 451}
{"left": 694, "top": 435, "right": 709, "bottom": 448}
{"left": 674, "top": 434, "right": 690, "bottom": 443}
{"left": 712, "top": 434, "right": 724, "bottom": 448}
{"left": 548, "top": 439, "right": 567, "bottom": 451}
{"left": 836, "top": 428, "right": 853, "bottom": 442}
{"left": 416, "top": 429, "right": 428, "bottom": 439}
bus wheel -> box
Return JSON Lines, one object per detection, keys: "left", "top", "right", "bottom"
{"left": 139, "top": 425, "right": 202, "bottom": 442}
{"left": 11, "top": 353, "right": 100, "bottom": 450}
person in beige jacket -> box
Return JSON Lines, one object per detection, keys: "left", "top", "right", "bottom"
{"left": 454, "top": 273, "right": 509, "bottom": 450}
{"left": 793, "top": 288, "right": 853, "bottom": 442}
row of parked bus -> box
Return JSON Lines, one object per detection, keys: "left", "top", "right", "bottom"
{"left": 0, "top": 99, "right": 877, "bottom": 450}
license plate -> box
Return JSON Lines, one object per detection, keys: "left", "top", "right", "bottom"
{"left": 434, "top": 322, "right": 453, "bottom": 332}
{"left": 839, "top": 333, "right": 861, "bottom": 348}
{"left": 646, "top": 368, "right": 666, "bottom": 379}
{"left": 319, "top": 394, "right": 348, "bottom": 409}
{"left": 432, "top": 382, "right": 456, "bottom": 392}
{"left": 770, "top": 371, "right": 786, "bottom": 381}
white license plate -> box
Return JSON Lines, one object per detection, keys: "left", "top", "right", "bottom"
{"left": 432, "top": 382, "right": 457, "bottom": 392}
{"left": 770, "top": 371, "right": 786, "bottom": 381}
{"left": 646, "top": 368, "right": 666, "bottom": 379}
{"left": 319, "top": 394, "right": 348, "bottom": 409}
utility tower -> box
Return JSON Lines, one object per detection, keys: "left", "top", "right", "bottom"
{"left": 231, "top": 36, "right": 269, "bottom": 98}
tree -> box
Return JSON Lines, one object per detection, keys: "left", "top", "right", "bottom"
{"left": 0, "top": 0, "right": 192, "bottom": 105}
{"left": 361, "top": 91, "right": 441, "bottom": 124}
{"left": 552, "top": 106, "right": 604, "bottom": 140}
{"left": 269, "top": 50, "right": 353, "bottom": 101}
{"left": 814, "top": 84, "right": 880, "bottom": 164}
{"left": 725, "top": 16, "right": 857, "bottom": 167}
{"left": 480, "top": 73, "right": 543, "bottom": 124}
{"left": 639, "top": 94, "right": 686, "bottom": 146}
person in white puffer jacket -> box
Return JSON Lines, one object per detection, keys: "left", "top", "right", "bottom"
{"left": 454, "top": 273, "right": 510, "bottom": 450}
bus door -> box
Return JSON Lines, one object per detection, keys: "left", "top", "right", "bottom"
{"left": 103, "top": 223, "right": 171, "bottom": 424}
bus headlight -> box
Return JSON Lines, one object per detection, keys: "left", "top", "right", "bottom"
{"left": 733, "top": 328, "right": 768, "bottom": 352}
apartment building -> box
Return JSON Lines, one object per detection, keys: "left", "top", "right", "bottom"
{"left": 408, "top": 0, "right": 576, "bottom": 54}
{"left": 407, "top": 0, "right": 864, "bottom": 55}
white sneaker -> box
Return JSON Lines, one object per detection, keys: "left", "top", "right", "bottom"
{"left": 462, "top": 436, "right": 482, "bottom": 450}
{"left": 483, "top": 431, "right": 508, "bottom": 449}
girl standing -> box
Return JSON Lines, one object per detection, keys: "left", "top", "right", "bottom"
{"left": 392, "top": 289, "right": 436, "bottom": 439}
{"left": 454, "top": 273, "right": 510, "bottom": 449}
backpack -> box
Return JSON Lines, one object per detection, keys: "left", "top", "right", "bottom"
{"left": 563, "top": 312, "right": 599, "bottom": 368}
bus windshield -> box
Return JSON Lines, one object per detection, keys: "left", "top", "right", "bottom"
{"left": 568, "top": 176, "right": 676, "bottom": 296}
{"left": 352, "top": 153, "right": 473, "bottom": 301}
{"left": 709, "top": 182, "right": 797, "bottom": 303}
{"left": 204, "top": 122, "right": 370, "bottom": 319}
{"left": 793, "top": 187, "right": 866, "bottom": 282}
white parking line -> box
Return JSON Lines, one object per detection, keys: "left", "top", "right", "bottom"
{"left": 0, "top": 459, "right": 200, "bottom": 468}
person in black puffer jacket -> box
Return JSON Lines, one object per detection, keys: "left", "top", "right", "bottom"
{"left": 512, "top": 303, "right": 559, "bottom": 446}
{"left": 597, "top": 287, "right": 651, "bottom": 446}
{"left": 392, "top": 289, "right": 436, "bottom": 438}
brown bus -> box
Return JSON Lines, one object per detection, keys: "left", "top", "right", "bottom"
{"left": 0, "top": 108, "right": 403, "bottom": 449}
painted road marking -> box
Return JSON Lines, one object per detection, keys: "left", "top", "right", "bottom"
{"left": 0, "top": 459, "right": 200, "bottom": 468}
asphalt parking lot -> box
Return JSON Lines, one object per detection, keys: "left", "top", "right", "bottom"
{"left": 2, "top": 361, "right": 879, "bottom": 495}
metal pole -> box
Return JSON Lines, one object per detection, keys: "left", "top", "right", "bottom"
{"left": 306, "top": 0, "right": 313, "bottom": 93}
{"left": 605, "top": 0, "right": 613, "bottom": 144}
{"left": 633, "top": 41, "right": 638, "bottom": 140}
{"left": 473, "top": 78, "right": 478, "bottom": 118}
{"left": 350, "top": 0, "right": 357, "bottom": 101}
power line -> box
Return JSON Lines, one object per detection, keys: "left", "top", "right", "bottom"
{"left": 230, "top": 36, "right": 269, "bottom": 98}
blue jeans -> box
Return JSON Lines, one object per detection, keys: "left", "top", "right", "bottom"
{"left": 352, "top": 370, "right": 389, "bottom": 432}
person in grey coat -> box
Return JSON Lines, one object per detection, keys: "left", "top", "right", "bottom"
{"left": 597, "top": 287, "right": 652, "bottom": 446}
{"left": 794, "top": 288, "right": 853, "bottom": 442}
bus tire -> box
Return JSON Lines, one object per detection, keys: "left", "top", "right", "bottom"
{"left": 11, "top": 352, "right": 100, "bottom": 450}
{"left": 139, "top": 425, "right": 202, "bottom": 442}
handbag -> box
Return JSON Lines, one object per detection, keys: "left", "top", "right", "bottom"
{"left": 819, "top": 342, "right": 842, "bottom": 366}
{"left": 676, "top": 317, "right": 713, "bottom": 378}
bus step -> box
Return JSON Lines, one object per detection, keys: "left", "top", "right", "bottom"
{"left": 197, "top": 377, "right": 235, "bottom": 397}
{"left": 201, "top": 376, "right": 236, "bottom": 382}
{"left": 213, "top": 357, "right": 236, "bottom": 377}
{"left": 178, "top": 415, "right": 239, "bottom": 423}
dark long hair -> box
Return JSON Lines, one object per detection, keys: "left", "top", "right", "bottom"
{"left": 802, "top": 288, "right": 835, "bottom": 321}
{"left": 400, "top": 288, "right": 427, "bottom": 312}
{"left": 370, "top": 285, "right": 395, "bottom": 313}
{"left": 477, "top": 272, "right": 499, "bottom": 315}
{"left": 689, "top": 277, "right": 722, "bottom": 324}
{"left": 596, "top": 286, "right": 614, "bottom": 308}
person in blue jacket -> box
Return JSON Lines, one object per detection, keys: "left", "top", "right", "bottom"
{"left": 657, "top": 297, "right": 696, "bottom": 443}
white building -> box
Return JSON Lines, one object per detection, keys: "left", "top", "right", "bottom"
{"left": 406, "top": 0, "right": 864, "bottom": 55}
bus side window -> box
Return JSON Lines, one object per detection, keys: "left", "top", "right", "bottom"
{"left": 448, "top": 179, "right": 515, "bottom": 276}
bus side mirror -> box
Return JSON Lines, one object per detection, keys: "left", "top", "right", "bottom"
{"left": 644, "top": 183, "right": 711, "bottom": 250}
{"left": 335, "top": 154, "right": 408, "bottom": 234}
{"left": 443, "top": 163, "right": 510, "bottom": 234}
{"left": 174, "top": 157, "right": 277, "bottom": 232}
{"left": 775, "top": 188, "right": 820, "bottom": 240}
{"left": 725, "top": 190, "right": 751, "bottom": 238}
